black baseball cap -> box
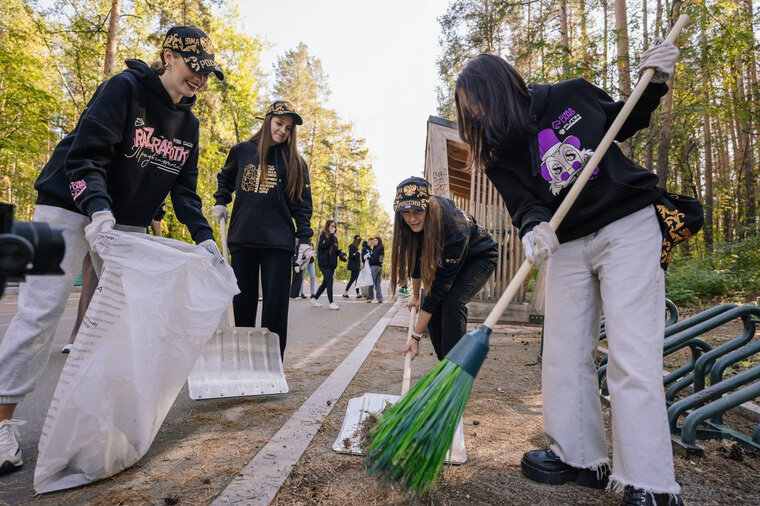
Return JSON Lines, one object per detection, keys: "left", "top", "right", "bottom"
{"left": 261, "top": 100, "right": 303, "bottom": 125}
{"left": 393, "top": 176, "right": 432, "bottom": 213}
{"left": 162, "top": 26, "right": 224, "bottom": 81}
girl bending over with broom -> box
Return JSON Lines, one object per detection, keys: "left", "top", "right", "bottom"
{"left": 454, "top": 46, "right": 699, "bottom": 506}
{"left": 390, "top": 177, "right": 498, "bottom": 361}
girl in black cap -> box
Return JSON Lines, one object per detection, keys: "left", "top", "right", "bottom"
{"left": 343, "top": 235, "right": 363, "bottom": 298}
{"left": 454, "top": 51, "right": 690, "bottom": 504}
{"left": 391, "top": 177, "right": 498, "bottom": 361}
{"left": 0, "top": 25, "right": 223, "bottom": 473}
{"left": 212, "top": 101, "right": 312, "bottom": 359}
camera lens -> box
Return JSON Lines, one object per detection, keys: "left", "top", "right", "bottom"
{"left": 11, "top": 221, "right": 65, "bottom": 275}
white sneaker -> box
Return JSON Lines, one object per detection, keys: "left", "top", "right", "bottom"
{"left": 0, "top": 419, "right": 25, "bottom": 474}
{"left": 61, "top": 344, "right": 72, "bottom": 353}
{"left": 309, "top": 298, "right": 322, "bottom": 307}
{"left": 328, "top": 302, "right": 339, "bottom": 310}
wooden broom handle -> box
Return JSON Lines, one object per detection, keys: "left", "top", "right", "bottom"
{"left": 483, "top": 14, "right": 690, "bottom": 330}
{"left": 402, "top": 306, "right": 417, "bottom": 395}
{"left": 219, "top": 215, "right": 235, "bottom": 327}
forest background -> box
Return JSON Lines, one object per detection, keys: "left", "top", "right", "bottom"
{"left": 0, "top": 0, "right": 392, "bottom": 281}
{"left": 0, "top": 0, "right": 758, "bottom": 299}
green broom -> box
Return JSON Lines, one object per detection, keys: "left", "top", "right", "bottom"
{"left": 365, "top": 14, "right": 690, "bottom": 495}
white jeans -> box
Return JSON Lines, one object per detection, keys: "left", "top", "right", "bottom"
{"left": 542, "top": 205, "right": 679, "bottom": 494}
{"left": 0, "top": 205, "right": 144, "bottom": 404}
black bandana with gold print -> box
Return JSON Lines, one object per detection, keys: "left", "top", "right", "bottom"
{"left": 162, "top": 26, "right": 224, "bottom": 81}
{"left": 393, "top": 176, "right": 432, "bottom": 213}
{"left": 654, "top": 193, "right": 704, "bottom": 270}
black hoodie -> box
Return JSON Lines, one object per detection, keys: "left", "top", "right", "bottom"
{"left": 485, "top": 78, "right": 667, "bottom": 243}
{"left": 317, "top": 233, "right": 339, "bottom": 269}
{"left": 213, "top": 140, "right": 313, "bottom": 252}
{"left": 412, "top": 196, "right": 497, "bottom": 314}
{"left": 34, "top": 60, "right": 212, "bottom": 243}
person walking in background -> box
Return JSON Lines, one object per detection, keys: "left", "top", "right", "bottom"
{"left": 212, "top": 100, "right": 313, "bottom": 360}
{"left": 391, "top": 176, "right": 497, "bottom": 360}
{"left": 454, "top": 50, "right": 689, "bottom": 505}
{"left": 367, "top": 236, "right": 384, "bottom": 303}
{"left": 311, "top": 220, "right": 345, "bottom": 310}
{"left": 0, "top": 25, "right": 224, "bottom": 474}
{"left": 343, "top": 234, "right": 362, "bottom": 299}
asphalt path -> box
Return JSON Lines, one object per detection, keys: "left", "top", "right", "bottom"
{"left": 0, "top": 279, "right": 391, "bottom": 504}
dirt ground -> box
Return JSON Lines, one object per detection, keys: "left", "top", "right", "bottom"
{"left": 273, "top": 319, "right": 760, "bottom": 505}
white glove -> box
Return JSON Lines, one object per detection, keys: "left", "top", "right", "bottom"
{"left": 199, "top": 239, "right": 225, "bottom": 264}
{"left": 294, "top": 243, "right": 315, "bottom": 273}
{"left": 212, "top": 204, "right": 229, "bottom": 223}
{"left": 522, "top": 222, "right": 559, "bottom": 268}
{"left": 638, "top": 38, "right": 679, "bottom": 84}
{"left": 84, "top": 210, "right": 115, "bottom": 251}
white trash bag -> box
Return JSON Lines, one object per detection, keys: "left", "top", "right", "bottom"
{"left": 34, "top": 230, "right": 239, "bottom": 493}
{"left": 356, "top": 259, "right": 373, "bottom": 288}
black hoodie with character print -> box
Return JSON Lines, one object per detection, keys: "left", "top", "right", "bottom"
{"left": 34, "top": 59, "right": 213, "bottom": 243}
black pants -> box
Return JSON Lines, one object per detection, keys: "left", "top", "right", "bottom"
{"left": 289, "top": 264, "right": 303, "bottom": 298}
{"left": 345, "top": 268, "right": 360, "bottom": 293}
{"left": 428, "top": 253, "right": 497, "bottom": 360}
{"left": 231, "top": 248, "right": 291, "bottom": 359}
{"left": 314, "top": 266, "right": 334, "bottom": 303}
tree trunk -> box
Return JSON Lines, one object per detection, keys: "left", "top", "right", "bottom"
{"left": 103, "top": 0, "right": 121, "bottom": 76}
{"left": 655, "top": 0, "right": 681, "bottom": 188}
{"left": 615, "top": 0, "right": 632, "bottom": 156}
{"left": 559, "top": 0, "right": 570, "bottom": 76}
{"left": 579, "top": 0, "right": 590, "bottom": 78}
{"left": 701, "top": 13, "right": 714, "bottom": 250}
{"left": 602, "top": 0, "right": 608, "bottom": 90}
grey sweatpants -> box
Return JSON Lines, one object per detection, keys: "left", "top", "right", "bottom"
{"left": 542, "top": 205, "right": 679, "bottom": 494}
{"left": 0, "top": 205, "right": 143, "bottom": 404}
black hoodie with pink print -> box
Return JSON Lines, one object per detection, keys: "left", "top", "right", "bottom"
{"left": 34, "top": 59, "right": 213, "bottom": 243}
{"left": 485, "top": 78, "right": 667, "bottom": 243}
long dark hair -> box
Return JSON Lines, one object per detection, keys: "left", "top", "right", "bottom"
{"left": 390, "top": 197, "right": 444, "bottom": 296}
{"left": 455, "top": 54, "right": 531, "bottom": 170}
{"left": 352, "top": 235, "right": 361, "bottom": 248}
{"left": 249, "top": 114, "right": 305, "bottom": 200}
{"left": 373, "top": 237, "right": 384, "bottom": 252}
{"left": 323, "top": 220, "right": 337, "bottom": 253}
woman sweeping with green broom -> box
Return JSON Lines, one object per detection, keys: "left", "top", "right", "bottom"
{"left": 389, "top": 177, "right": 497, "bottom": 361}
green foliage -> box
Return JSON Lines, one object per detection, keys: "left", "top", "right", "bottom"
{"left": 666, "top": 236, "right": 760, "bottom": 305}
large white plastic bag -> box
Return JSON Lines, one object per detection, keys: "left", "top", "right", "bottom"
{"left": 34, "top": 230, "right": 238, "bottom": 493}
{"left": 356, "top": 260, "right": 373, "bottom": 288}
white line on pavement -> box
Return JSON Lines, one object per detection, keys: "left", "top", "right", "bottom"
{"left": 291, "top": 305, "right": 384, "bottom": 370}
{"left": 212, "top": 298, "right": 402, "bottom": 505}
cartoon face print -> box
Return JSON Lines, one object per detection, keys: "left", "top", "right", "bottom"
{"left": 537, "top": 129, "right": 599, "bottom": 196}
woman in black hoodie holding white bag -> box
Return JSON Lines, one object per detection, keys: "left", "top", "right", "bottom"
{"left": 0, "top": 26, "right": 223, "bottom": 474}
{"left": 212, "top": 100, "right": 313, "bottom": 360}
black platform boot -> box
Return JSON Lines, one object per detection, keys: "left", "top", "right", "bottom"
{"left": 521, "top": 449, "right": 610, "bottom": 489}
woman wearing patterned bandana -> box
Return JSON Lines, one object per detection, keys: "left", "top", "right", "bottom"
{"left": 0, "top": 26, "right": 223, "bottom": 475}
{"left": 454, "top": 48, "right": 697, "bottom": 506}
{"left": 390, "top": 177, "right": 498, "bottom": 361}
{"left": 212, "top": 101, "right": 313, "bottom": 359}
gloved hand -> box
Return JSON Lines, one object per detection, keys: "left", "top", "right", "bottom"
{"left": 84, "top": 210, "right": 115, "bottom": 251}
{"left": 199, "top": 239, "right": 225, "bottom": 264}
{"left": 294, "top": 243, "right": 315, "bottom": 273}
{"left": 638, "top": 38, "right": 680, "bottom": 84}
{"left": 522, "top": 222, "right": 559, "bottom": 268}
{"left": 212, "top": 204, "right": 229, "bottom": 223}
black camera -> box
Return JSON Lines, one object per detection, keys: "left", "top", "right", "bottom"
{"left": 0, "top": 203, "right": 66, "bottom": 298}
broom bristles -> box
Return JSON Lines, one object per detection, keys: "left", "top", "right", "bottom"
{"left": 365, "top": 359, "right": 474, "bottom": 494}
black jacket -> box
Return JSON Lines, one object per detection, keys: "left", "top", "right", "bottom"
{"left": 35, "top": 59, "right": 212, "bottom": 243}
{"left": 317, "top": 233, "right": 339, "bottom": 269}
{"left": 369, "top": 244, "right": 384, "bottom": 267}
{"left": 213, "top": 140, "right": 313, "bottom": 252}
{"left": 413, "top": 197, "right": 497, "bottom": 314}
{"left": 347, "top": 243, "right": 361, "bottom": 271}
{"left": 486, "top": 78, "right": 667, "bottom": 243}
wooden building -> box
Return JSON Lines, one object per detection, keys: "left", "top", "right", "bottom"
{"left": 423, "top": 116, "right": 544, "bottom": 323}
